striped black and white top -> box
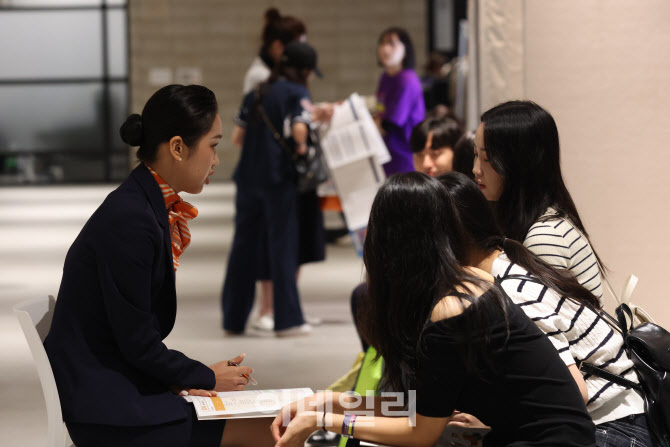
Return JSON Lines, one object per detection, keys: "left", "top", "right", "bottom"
{"left": 491, "top": 254, "right": 645, "bottom": 425}
{"left": 524, "top": 208, "right": 603, "bottom": 298}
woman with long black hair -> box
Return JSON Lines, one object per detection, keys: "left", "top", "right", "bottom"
{"left": 473, "top": 100, "right": 604, "bottom": 297}
{"left": 438, "top": 172, "right": 655, "bottom": 446}
{"left": 271, "top": 173, "right": 595, "bottom": 447}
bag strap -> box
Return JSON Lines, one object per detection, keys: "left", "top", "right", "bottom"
{"left": 595, "top": 258, "right": 639, "bottom": 307}
{"left": 577, "top": 360, "right": 642, "bottom": 392}
{"left": 254, "top": 88, "right": 297, "bottom": 161}
{"left": 615, "top": 302, "right": 634, "bottom": 337}
{"left": 576, "top": 303, "right": 643, "bottom": 393}
{"left": 501, "top": 272, "right": 642, "bottom": 391}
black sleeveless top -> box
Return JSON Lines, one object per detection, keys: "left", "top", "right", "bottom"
{"left": 415, "top": 286, "right": 595, "bottom": 447}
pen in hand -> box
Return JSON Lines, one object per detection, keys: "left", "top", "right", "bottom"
{"left": 228, "top": 360, "right": 258, "bottom": 386}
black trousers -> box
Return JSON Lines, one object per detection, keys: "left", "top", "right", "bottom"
{"left": 222, "top": 184, "right": 304, "bottom": 332}
{"left": 66, "top": 400, "right": 225, "bottom": 447}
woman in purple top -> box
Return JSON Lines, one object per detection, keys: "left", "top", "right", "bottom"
{"left": 376, "top": 27, "right": 426, "bottom": 175}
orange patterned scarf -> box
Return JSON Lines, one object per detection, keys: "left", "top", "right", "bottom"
{"left": 146, "top": 165, "right": 198, "bottom": 273}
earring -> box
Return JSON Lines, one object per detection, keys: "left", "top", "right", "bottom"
{"left": 179, "top": 157, "right": 182, "bottom": 162}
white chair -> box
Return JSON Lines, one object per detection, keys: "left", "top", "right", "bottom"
{"left": 14, "top": 296, "right": 75, "bottom": 447}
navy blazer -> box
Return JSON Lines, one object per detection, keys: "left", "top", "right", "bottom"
{"left": 44, "top": 164, "right": 214, "bottom": 426}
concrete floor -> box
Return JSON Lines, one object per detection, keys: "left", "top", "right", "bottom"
{"left": 0, "top": 182, "right": 364, "bottom": 446}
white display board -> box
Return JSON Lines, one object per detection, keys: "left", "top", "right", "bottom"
{"left": 319, "top": 93, "right": 389, "bottom": 232}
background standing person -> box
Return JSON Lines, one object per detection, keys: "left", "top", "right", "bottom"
{"left": 243, "top": 7, "right": 306, "bottom": 95}
{"left": 240, "top": 8, "right": 326, "bottom": 333}
{"left": 222, "top": 42, "right": 322, "bottom": 337}
{"left": 375, "top": 26, "right": 426, "bottom": 176}
{"left": 43, "top": 84, "right": 274, "bottom": 447}
{"left": 421, "top": 51, "right": 450, "bottom": 111}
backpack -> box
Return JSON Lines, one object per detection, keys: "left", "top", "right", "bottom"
{"left": 503, "top": 270, "right": 670, "bottom": 446}
{"left": 581, "top": 274, "right": 670, "bottom": 447}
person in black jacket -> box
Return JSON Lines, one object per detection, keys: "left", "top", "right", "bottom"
{"left": 44, "top": 85, "right": 274, "bottom": 447}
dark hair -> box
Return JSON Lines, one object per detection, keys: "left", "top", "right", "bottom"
{"left": 480, "top": 100, "right": 604, "bottom": 267}
{"left": 119, "top": 84, "right": 218, "bottom": 163}
{"left": 409, "top": 111, "right": 474, "bottom": 179}
{"left": 254, "top": 44, "right": 316, "bottom": 119}
{"left": 437, "top": 172, "right": 602, "bottom": 309}
{"left": 360, "top": 172, "right": 510, "bottom": 393}
{"left": 261, "top": 8, "right": 306, "bottom": 51}
{"left": 424, "top": 51, "right": 446, "bottom": 75}
{"left": 452, "top": 131, "right": 476, "bottom": 181}
{"left": 409, "top": 112, "right": 463, "bottom": 154}
{"left": 377, "top": 26, "right": 416, "bottom": 70}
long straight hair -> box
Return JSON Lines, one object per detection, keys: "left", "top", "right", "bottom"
{"left": 480, "top": 100, "right": 605, "bottom": 268}
{"left": 359, "top": 172, "right": 510, "bottom": 393}
{"left": 438, "top": 172, "right": 602, "bottom": 310}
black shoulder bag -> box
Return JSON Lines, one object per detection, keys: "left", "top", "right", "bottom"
{"left": 255, "top": 89, "right": 328, "bottom": 193}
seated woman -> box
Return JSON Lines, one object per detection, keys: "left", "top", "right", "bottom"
{"left": 437, "top": 172, "right": 656, "bottom": 447}
{"left": 350, "top": 111, "right": 470, "bottom": 351}
{"left": 473, "top": 100, "right": 603, "bottom": 297}
{"left": 43, "top": 85, "right": 274, "bottom": 447}
{"left": 272, "top": 173, "right": 595, "bottom": 447}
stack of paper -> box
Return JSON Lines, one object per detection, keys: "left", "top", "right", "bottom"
{"left": 186, "top": 388, "right": 313, "bottom": 420}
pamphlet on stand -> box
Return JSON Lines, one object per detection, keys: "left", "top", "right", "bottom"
{"left": 319, "top": 93, "right": 388, "bottom": 253}
{"left": 185, "top": 388, "right": 313, "bottom": 420}
{"left": 321, "top": 93, "right": 390, "bottom": 168}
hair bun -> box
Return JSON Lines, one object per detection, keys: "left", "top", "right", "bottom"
{"left": 120, "top": 113, "right": 143, "bottom": 146}
{"left": 264, "top": 7, "right": 281, "bottom": 23}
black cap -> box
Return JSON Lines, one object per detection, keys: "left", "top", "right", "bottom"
{"left": 280, "top": 41, "right": 323, "bottom": 78}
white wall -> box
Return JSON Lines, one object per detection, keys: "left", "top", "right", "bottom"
{"left": 477, "top": 0, "right": 670, "bottom": 326}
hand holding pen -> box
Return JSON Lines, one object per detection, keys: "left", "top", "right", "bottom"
{"left": 228, "top": 360, "right": 258, "bottom": 386}
{"left": 210, "top": 353, "right": 257, "bottom": 391}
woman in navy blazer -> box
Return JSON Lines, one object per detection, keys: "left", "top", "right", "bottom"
{"left": 44, "top": 85, "right": 275, "bottom": 446}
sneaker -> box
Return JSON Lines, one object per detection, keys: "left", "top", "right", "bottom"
{"left": 306, "top": 430, "right": 341, "bottom": 446}
{"left": 305, "top": 315, "right": 323, "bottom": 326}
{"left": 275, "top": 323, "right": 312, "bottom": 337}
{"left": 252, "top": 314, "right": 274, "bottom": 331}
